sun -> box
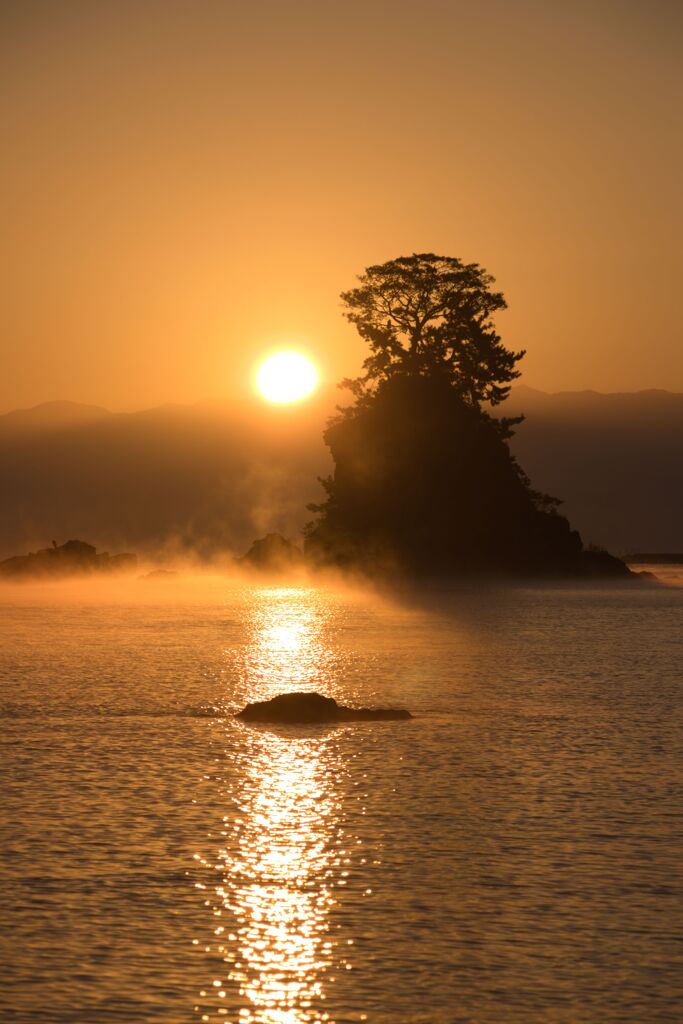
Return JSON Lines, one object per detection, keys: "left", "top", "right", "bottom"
{"left": 256, "top": 351, "right": 319, "bottom": 404}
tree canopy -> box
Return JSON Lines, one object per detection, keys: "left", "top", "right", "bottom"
{"left": 340, "top": 253, "right": 524, "bottom": 406}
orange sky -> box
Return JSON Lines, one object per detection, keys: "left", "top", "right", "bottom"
{"left": 2, "top": 0, "right": 682, "bottom": 412}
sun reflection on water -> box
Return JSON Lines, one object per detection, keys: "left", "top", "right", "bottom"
{"left": 238, "top": 586, "right": 335, "bottom": 701}
{"left": 219, "top": 732, "right": 345, "bottom": 1023}
{"left": 196, "top": 585, "right": 357, "bottom": 1023}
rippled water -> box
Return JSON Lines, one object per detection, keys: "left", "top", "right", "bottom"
{"left": 1, "top": 574, "right": 682, "bottom": 1023}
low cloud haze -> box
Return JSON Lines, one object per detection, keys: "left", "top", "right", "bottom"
{"left": 1, "top": 386, "right": 681, "bottom": 562}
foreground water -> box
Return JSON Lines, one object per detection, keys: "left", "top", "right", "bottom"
{"left": 1, "top": 573, "right": 682, "bottom": 1023}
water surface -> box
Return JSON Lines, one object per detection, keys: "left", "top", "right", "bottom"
{"left": 1, "top": 574, "right": 682, "bottom": 1023}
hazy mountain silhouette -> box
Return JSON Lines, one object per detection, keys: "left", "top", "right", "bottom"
{"left": 0, "top": 400, "right": 111, "bottom": 435}
{"left": 0, "top": 396, "right": 331, "bottom": 561}
{"left": 504, "top": 387, "right": 683, "bottom": 554}
{"left": 0, "top": 387, "right": 680, "bottom": 561}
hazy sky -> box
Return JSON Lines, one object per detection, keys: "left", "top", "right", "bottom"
{"left": 2, "top": 0, "right": 682, "bottom": 411}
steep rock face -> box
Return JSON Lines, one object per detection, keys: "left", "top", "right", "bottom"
{"left": 305, "top": 375, "right": 631, "bottom": 579}
{"left": 0, "top": 539, "right": 137, "bottom": 578}
{"left": 236, "top": 692, "right": 412, "bottom": 723}
{"left": 581, "top": 547, "right": 631, "bottom": 577}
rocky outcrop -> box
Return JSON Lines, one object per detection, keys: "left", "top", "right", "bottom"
{"left": 305, "top": 374, "right": 634, "bottom": 580}
{"left": 0, "top": 539, "right": 137, "bottom": 579}
{"left": 237, "top": 533, "right": 304, "bottom": 571}
{"left": 236, "top": 691, "right": 412, "bottom": 723}
{"left": 582, "top": 547, "right": 632, "bottom": 577}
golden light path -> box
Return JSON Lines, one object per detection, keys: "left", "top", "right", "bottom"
{"left": 195, "top": 587, "right": 369, "bottom": 1024}
{"left": 220, "top": 732, "right": 340, "bottom": 1023}
{"left": 256, "top": 352, "right": 319, "bottom": 404}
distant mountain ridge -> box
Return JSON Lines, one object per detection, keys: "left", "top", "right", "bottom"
{"left": 0, "top": 400, "right": 111, "bottom": 434}
{"left": 503, "top": 386, "right": 683, "bottom": 553}
{"left": 0, "top": 387, "right": 680, "bottom": 559}
{"left": 0, "top": 394, "right": 332, "bottom": 561}
{"left": 508, "top": 384, "right": 683, "bottom": 412}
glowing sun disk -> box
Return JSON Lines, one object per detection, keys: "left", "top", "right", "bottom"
{"left": 256, "top": 351, "right": 319, "bottom": 404}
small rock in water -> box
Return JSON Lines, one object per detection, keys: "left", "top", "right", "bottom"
{"left": 236, "top": 691, "right": 412, "bottom": 724}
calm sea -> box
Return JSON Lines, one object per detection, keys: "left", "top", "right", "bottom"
{"left": 1, "top": 572, "right": 682, "bottom": 1023}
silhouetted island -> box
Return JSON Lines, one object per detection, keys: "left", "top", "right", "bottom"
{"left": 236, "top": 692, "right": 412, "bottom": 723}
{"left": 304, "top": 254, "right": 632, "bottom": 580}
{"left": 237, "top": 533, "right": 304, "bottom": 571}
{"left": 0, "top": 539, "right": 137, "bottom": 579}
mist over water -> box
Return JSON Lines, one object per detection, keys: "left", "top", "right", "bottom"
{"left": 1, "top": 573, "right": 682, "bottom": 1023}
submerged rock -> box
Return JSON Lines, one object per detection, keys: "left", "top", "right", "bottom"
{"left": 236, "top": 691, "right": 412, "bottom": 724}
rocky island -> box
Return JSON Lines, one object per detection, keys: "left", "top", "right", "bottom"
{"left": 304, "top": 254, "right": 634, "bottom": 580}
{"left": 236, "top": 533, "right": 305, "bottom": 572}
{"left": 0, "top": 539, "right": 137, "bottom": 579}
{"left": 236, "top": 691, "right": 412, "bottom": 724}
